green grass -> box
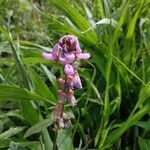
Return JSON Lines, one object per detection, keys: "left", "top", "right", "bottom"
{"left": 0, "top": 0, "right": 150, "bottom": 149}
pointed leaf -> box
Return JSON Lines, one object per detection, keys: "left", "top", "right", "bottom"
{"left": 24, "top": 117, "right": 54, "bottom": 138}
{"left": 0, "top": 127, "right": 25, "bottom": 140}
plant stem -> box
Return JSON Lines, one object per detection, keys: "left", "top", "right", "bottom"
{"left": 53, "top": 126, "right": 58, "bottom": 150}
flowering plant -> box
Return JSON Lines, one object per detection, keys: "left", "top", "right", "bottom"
{"left": 42, "top": 35, "right": 90, "bottom": 128}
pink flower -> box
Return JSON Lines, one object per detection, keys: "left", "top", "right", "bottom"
{"left": 67, "top": 71, "right": 82, "bottom": 89}
{"left": 59, "top": 52, "right": 75, "bottom": 64}
{"left": 59, "top": 35, "right": 83, "bottom": 54}
{"left": 58, "top": 90, "right": 67, "bottom": 102}
{"left": 67, "top": 89, "right": 76, "bottom": 107}
{"left": 52, "top": 43, "right": 62, "bottom": 60}
{"left": 62, "top": 113, "right": 72, "bottom": 128}
{"left": 64, "top": 64, "right": 75, "bottom": 76}
{"left": 43, "top": 35, "right": 91, "bottom": 129}
{"left": 58, "top": 78, "right": 65, "bottom": 90}
{"left": 42, "top": 52, "right": 56, "bottom": 60}
{"left": 76, "top": 53, "right": 91, "bottom": 60}
{"left": 53, "top": 102, "right": 63, "bottom": 121}
{"left": 42, "top": 35, "right": 91, "bottom": 65}
{"left": 53, "top": 102, "right": 72, "bottom": 128}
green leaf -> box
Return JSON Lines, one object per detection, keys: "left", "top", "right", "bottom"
{"left": 138, "top": 137, "right": 150, "bottom": 150}
{"left": 49, "top": 0, "right": 98, "bottom": 43}
{"left": 24, "top": 117, "right": 54, "bottom": 138}
{"left": 41, "top": 64, "right": 58, "bottom": 95}
{"left": 57, "top": 129, "right": 74, "bottom": 150}
{"left": 136, "top": 120, "right": 150, "bottom": 130}
{"left": 29, "top": 69, "right": 56, "bottom": 102}
{"left": 103, "top": 102, "right": 150, "bottom": 149}
{"left": 126, "top": 0, "right": 145, "bottom": 39}
{"left": 0, "top": 110, "right": 24, "bottom": 120}
{"left": 0, "top": 18, "right": 41, "bottom": 125}
{"left": 0, "top": 85, "right": 55, "bottom": 105}
{"left": 20, "top": 40, "right": 51, "bottom": 52}
{"left": 0, "top": 139, "right": 11, "bottom": 148}
{"left": 9, "top": 142, "right": 28, "bottom": 150}
{"left": 11, "top": 141, "right": 41, "bottom": 150}
{"left": 0, "top": 127, "right": 25, "bottom": 140}
{"left": 94, "top": 0, "right": 105, "bottom": 19}
{"left": 42, "top": 129, "right": 53, "bottom": 150}
{"left": 132, "top": 82, "right": 150, "bottom": 114}
{"left": 123, "top": 0, "right": 146, "bottom": 65}
{"left": 82, "top": 18, "right": 119, "bottom": 33}
{"left": 0, "top": 19, "right": 29, "bottom": 89}
{"left": 0, "top": 57, "right": 53, "bottom": 65}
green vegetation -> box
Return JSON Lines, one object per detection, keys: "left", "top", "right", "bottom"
{"left": 0, "top": 0, "right": 150, "bottom": 149}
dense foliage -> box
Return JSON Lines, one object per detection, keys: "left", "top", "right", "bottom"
{"left": 0, "top": 0, "right": 150, "bottom": 149}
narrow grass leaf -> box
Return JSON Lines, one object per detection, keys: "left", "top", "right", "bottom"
{"left": 132, "top": 82, "right": 150, "bottom": 114}
{"left": 49, "top": 0, "right": 98, "bottom": 44}
{"left": 94, "top": 0, "right": 105, "bottom": 19}
{"left": 0, "top": 127, "right": 25, "bottom": 140}
{"left": 0, "top": 20, "right": 40, "bottom": 125}
{"left": 103, "top": 102, "right": 150, "bottom": 149}
{"left": 138, "top": 137, "right": 150, "bottom": 150}
{"left": 0, "top": 57, "right": 53, "bottom": 65}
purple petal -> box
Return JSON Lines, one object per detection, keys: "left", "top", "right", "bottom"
{"left": 66, "top": 75, "right": 74, "bottom": 89}
{"left": 59, "top": 52, "right": 75, "bottom": 64}
{"left": 75, "top": 42, "right": 82, "bottom": 53}
{"left": 64, "top": 52, "right": 75, "bottom": 64}
{"left": 64, "top": 64, "right": 75, "bottom": 76}
{"left": 69, "top": 35, "right": 78, "bottom": 44}
{"left": 66, "top": 72, "right": 82, "bottom": 89}
{"left": 76, "top": 53, "right": 91, "bottom": 60}
{"left": 52, "top": 43, "right": 62, "bottom": 59}
{"left": 59, "top": 35, "right": 82, "bottom": 53}
{"left": 73, "top": 72, "right": 82, "bottom": 89}
{"left": 70, "top": 35, "right": 82, "bottom": 53}
{"left": 58, "top": 35, "right": 66, "bottom": 44}
{"left": 42, "top": 52, "right": 55, "bottom": 60}
{"left": 59, "top": 56, "right": 66, "bottom": 65}
{"left": 68, "top": 90, "right": 77, "bottom": 107}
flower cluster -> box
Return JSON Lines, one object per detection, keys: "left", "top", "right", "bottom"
{"left": 42, "top": 35, "right": 91, "bottom": 128}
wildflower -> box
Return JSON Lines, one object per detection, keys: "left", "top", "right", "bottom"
{"left": 76, "top": 52, "right": 91, "bottom": 60}
{"left": 66, "top": 71, "right": 82, "bottom": 89}
{"left": 59, "top": 52, "right": 75, "bottom": 64}
{"left": 42, "top": 35, "right": 91, "bottom": 64}
{"left": 62, "top": 113, "right": 72, "bottom": 128}
{"left": 58, "top": 78, "right": 65, "bottom": 90}
{"left": 67, "top": 89, "right": 77, "bottom": 107}
{"left": 43, "top": 35, "right": 91, "bottom": 129}
{"left": 42, "top": 52, "right": 55, "bottom": 61}
{"left": 58, "top": 90, "right": 67, "bottom": 102}
{"left": 53, "top": 102, "right": 72, "bottom": 128}
{"left": 53, "top": 102, "right": 63, "bottom": 122}
{"left": 64, "top": 64, "right": 75, "bottom": 76}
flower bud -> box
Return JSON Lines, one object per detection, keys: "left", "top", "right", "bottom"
{"left": 64, "top": 64, "right": 75, "bottom": 76}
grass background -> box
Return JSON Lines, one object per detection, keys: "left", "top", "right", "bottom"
{"left": 0, "top": 0, "right": 150, "bottom": 149}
